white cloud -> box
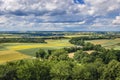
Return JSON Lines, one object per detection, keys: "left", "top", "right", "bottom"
{"left": 85, "top": 0, "right": 120, "bottom": 16}
{"left": 112, "top": 16, "right": 120, "bottom": 25}
{"left": 74, "top": 21, "right": 86, "bottom": 24}
{"left": 0, "top": 0, "right": 120, "bottom": 31}
{"left": 0, "top": 16, "right": 8, "bottom": 23}
{"left": 0, "top": 0, "right": 119, "bottom": 16}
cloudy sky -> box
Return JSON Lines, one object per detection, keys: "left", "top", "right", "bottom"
{"left": 0, "top": 0, "right": 120, "bottom": 31}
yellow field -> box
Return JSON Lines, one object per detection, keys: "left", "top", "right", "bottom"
{"left": 87, "top": 40, "right": 110, "bottom": 45}
{"left": 6, "top": 39, "right": 74, "bottom": 50}
{"left": 64, "top": 35, "right": 90, "bottom": 38}
{"left": 0, "top": 50, "right": 31, "bottom": 63}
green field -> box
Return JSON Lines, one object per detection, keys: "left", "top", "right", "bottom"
{"left": 64, "top": 34, "right": 91, "bottom": 38}
{"left": 0, "top": 39, "right": 74, "bottom": 63}
{"left": 87, "top": 38, "right": 120, "bottom": 49}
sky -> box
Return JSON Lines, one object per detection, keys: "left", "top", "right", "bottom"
{"left": 0, "top": 0, "right": 120, "bottom": 31}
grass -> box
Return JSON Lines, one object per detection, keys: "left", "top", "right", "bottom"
{"left": 17, "top": 48, "right": 52, "bottom": 56}
{"left": 0, "top": 46, "right": 7, "bottom": 51}
{"left": 17, "top": 46, "right": 66, "bottom": 57}
{"left": 114, "top": 46, "right": 120, "bottom": 50}
{"left": 17, "top": 48, "right": 40, "bottom": 56}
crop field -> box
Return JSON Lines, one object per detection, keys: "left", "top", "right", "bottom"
{"left": 87, "top": 38, "right": 120, "bottom": 49}
{"left": 0, "top": 50, "right": 31, "bottom": 64}
{"left": 64, "top": 34, "right": 91, "bottom": 38}
{"left": 5, "top": 39, "right": 73, "bottom": 50}
{"left": 0, "top": 39, "right": 73, "bottom": 63}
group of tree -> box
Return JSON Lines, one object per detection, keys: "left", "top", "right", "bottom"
{"left": 36, "top": 49, "right": 69, "bottom": 61}
{"left": 69, "top": 36, "right": 114, "bottom": 46}
{"left": 74, "top": 49, "right": 120, "bottom": 64}
{"left": 0, "top": 57, "right": 120, "bottom": 80}
{"left": 0, "top": 38, "right": 46, "bottom": 43}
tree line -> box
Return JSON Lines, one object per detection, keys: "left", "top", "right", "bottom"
{"left": 0, "top": 38, "right": 46, "bottom": 43}
{"left": 69, "top": 36, "right": 114, "bottom": 45}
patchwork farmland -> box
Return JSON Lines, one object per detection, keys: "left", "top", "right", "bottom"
{"left": 0, "top": 39, "right": 74, "bottom": 64}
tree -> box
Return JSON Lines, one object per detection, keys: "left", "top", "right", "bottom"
{"left": 72, "top": 64, "right": 87, "bottom": 80}
{"left": 104, "top": 50, "right": 117, "bottom": 64}
{"left": 36, "top": 49, "right": 47, "bottom": 59}
{"left": 114, "top": 50, "right": 120, "bottom": 62}
{"left": 50, "top": 61, "right": 72, "bottom": 80}
{"left": 93, "top": 58, "right": 105, "bottom": 80}
{"left": 74, "top": 50, "right": 89, "bottom": 62}
{"left": 72, "top": 63, "right": 98, "bottom": 80}
{"left": 17, "top": 60, "right": 51, "bottom": 80}
{"left": 83, "top": 42, "right": 94, "bottom": 50}
{"left": 50, "top": 49, "right": 69, "bottom": 60}
{"left": 101, "top": 60, "right": 120, "bottom": 80}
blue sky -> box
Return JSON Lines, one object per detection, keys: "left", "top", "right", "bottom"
{"left": 0, "top": 0, "right": 120, "bottom": 31}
